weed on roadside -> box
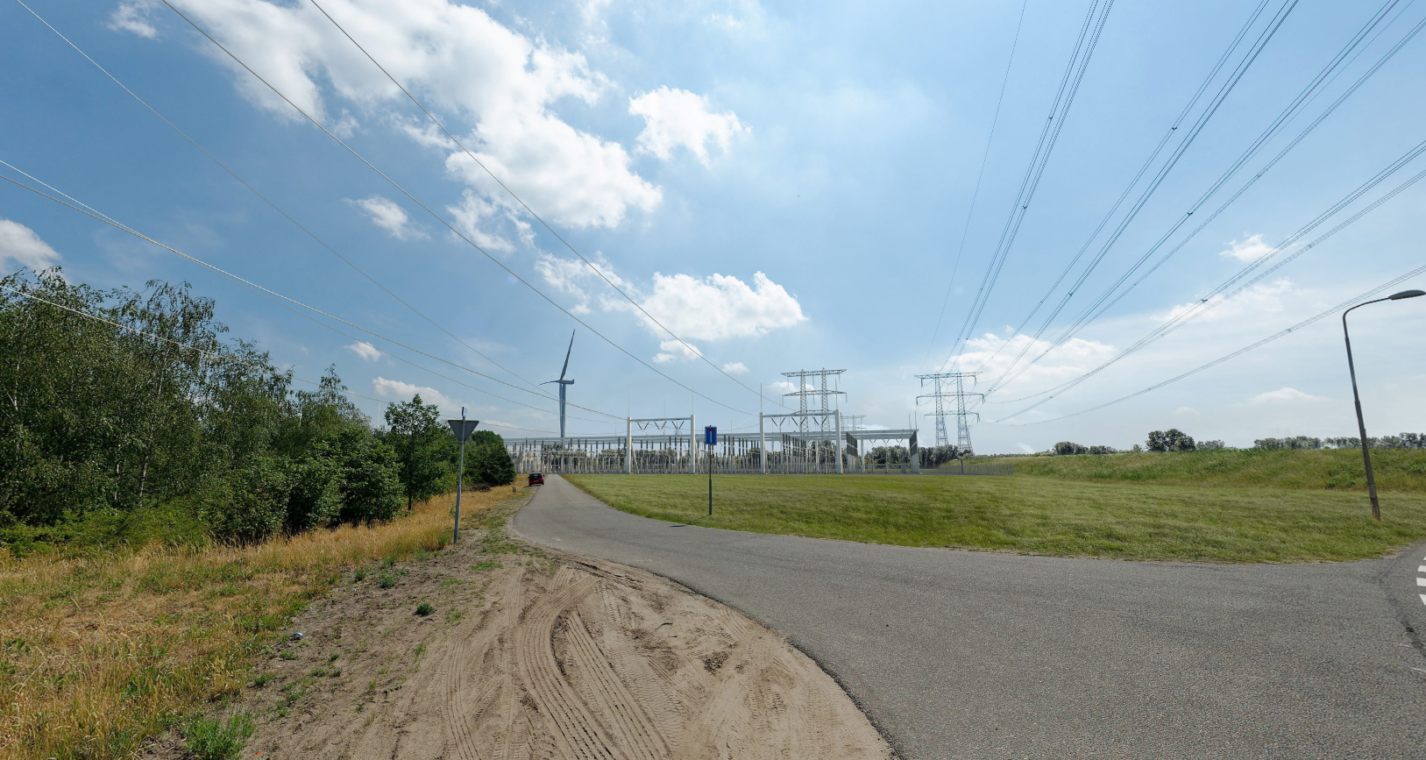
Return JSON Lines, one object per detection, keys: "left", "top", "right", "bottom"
{"left": 183, "top": 713, "right": 254, "bottom": 760}
{"left": 415, "top": 603, "right": 435, "bottom": 617}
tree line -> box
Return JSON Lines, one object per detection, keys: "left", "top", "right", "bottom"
{"left": 0, "top": 269, "right": 514, "bottom": 549}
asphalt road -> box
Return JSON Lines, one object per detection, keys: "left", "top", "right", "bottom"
{"left": 512, "top": 475, "right": 1426, "bottom": 759}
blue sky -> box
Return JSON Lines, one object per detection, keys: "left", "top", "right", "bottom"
{"left": 2, "top": 0, "right": 1424, "bottom": 452}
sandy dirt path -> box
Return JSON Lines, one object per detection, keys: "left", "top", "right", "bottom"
{"left": 224, "top": 513, "right": 892, "bottom": 760}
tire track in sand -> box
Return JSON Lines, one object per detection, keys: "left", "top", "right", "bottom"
{"left": 512, "top": 570, "right": 622, "bottom": 760}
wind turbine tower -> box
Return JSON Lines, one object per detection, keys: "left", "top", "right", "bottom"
{"left": 543, "top": 331, "right": 576, "bottom": 440}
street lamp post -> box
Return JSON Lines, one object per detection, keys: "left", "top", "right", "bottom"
{"left": 1342, "top": 289, "right": 1424, "bottom": 521}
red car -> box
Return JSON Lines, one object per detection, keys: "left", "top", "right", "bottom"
{"left": 528, "top": 473, "right": 544, "bottom": 486}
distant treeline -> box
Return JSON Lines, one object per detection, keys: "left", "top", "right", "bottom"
{"left": 1040, "top": 429, "right": 1426, "bottom": 456}
{"left": 0, "top": 269, "right": 514, "bottom": 549}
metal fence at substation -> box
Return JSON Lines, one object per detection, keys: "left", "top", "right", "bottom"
{"left": 502, "top": 413, "right": 1014, "bottom": 477}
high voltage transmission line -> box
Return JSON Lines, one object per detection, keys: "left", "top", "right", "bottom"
{"left": 967, "top": 0, "right": 1294, "bottom": 380}
{"left": 987, "top": 140, "right": 1426, "bottom": 419}
{"left": 305, "top": 0, "right": 790, "bottom": 413}
{"left": 0, "top": 164, "right": 628, "bottom": 426}
{"left": 919, "top": 0, "right": 1030, "bottom": 372}
{"left": 994, "top": 3, "right": 1426, "bottom": 395}
{"left": 979, "top": 0, "right": 1417, "bottom": 395}
{"left": 940, "top": 0, "right": 1115, "bottom": 370}
{"left": 154, "top": 0, "right": 757, "bottom": 418}
{"left": 991, "top": 261, "right": 1426, "bottom": 426}
{"left": 11, "top": 0, "right": 549, "bottom": 397}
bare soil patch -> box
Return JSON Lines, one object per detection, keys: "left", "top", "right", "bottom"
{"left": 193, "top": 520, "right": 891, "bottom": 759}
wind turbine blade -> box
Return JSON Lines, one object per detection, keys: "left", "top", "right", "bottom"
{"left": 559, "top": 330, "right": 575, "bottom": 380}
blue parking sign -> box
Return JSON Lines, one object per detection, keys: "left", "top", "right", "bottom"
{"left": 705, "top": 426, "right": 717, "bottom": 446}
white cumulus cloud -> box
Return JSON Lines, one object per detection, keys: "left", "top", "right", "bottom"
{"left": 722, "top": 362, "right": 748, "bottom": 374}
{"left": 629, "top": 86, "right": 748, "bottom": 166}
{"left": 346, "top": 341, "right": 382, "bottom": 361}
{"left": 347, "top": 196, "right": 427, "bottom": 240}
{"left": 371, "top": 376, "right": 454, "bottom": 409}
{"left": 951, "top": 332, "right": 1116, "bottom": 397}
{"left": 108, "top": 1, "right": 159, "bottom": 38}
{"left": 652, "top": 339, "right": 704, "bottom": 363}
{"left": 630, "top": 271, "right": 805, "bottom": 341}
{"left": 1157, "top": 278, "right": 1293, "bottom": 325}
{"left": 0, "top": 219, "right": 61, "bottom": 270}
{"left": 1220, "top": 233, "right": 1274, "bottom": 262}
{"left": 1247, "top": 387, "right": 1327, "bottom": 405}
{"left": 159, "top": 0, "right": 661, "bottom": 230}
{"left": 530, "top": 253, "right": 806, "bottom": 355}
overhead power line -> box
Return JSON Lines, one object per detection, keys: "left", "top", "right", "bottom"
{"left": 1036, "top": 6, "right": 1426, "bottom": 354}
{"left": 0, "top": 282, "right": 564, "bottom": 435}
{"left": 988, "top": 140, "right": 1426, "bottom": 419}
{"left": 11, "top": 0, "right": 549, "bottom": 396}
{"left": 0, "top": 165, "right": 626, "bottom": 425}
{"left": 919, "top": 0, "right": 1031, "bottom": 371}
{"left": 992, "top": 261, "right": 1426, "bottom": 426}
{"left": 305, "top": 0, "right": 789, "bottom": 413}
{"left": 970, "top": 0, "right": 1289, "bottom": 381}
{"left": 939, "top": 0, "right": 1116, "bottom": 370}
{"left": 983, "top": 0, "right": 1412, "bottom": 393}
{"left": 154, "top": 0, "right": 754, "bottom": 417}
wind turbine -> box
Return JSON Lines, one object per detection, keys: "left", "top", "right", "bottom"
{"left": 543, "top": 331, "right": 575, "bottom": 440}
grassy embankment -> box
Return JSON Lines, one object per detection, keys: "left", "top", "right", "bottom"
{"left": 977, "top": 447, "right": 1426, "bottom": 490}
{"left": 567, "top": 449, "right": 1426, "bottom": 563}
{"left": 0, "top": 487, "right": 522, "bottom": 760}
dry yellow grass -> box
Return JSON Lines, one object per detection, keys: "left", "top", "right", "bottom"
{"left": 0, "top": 487, "right": 522, "bottom": 760}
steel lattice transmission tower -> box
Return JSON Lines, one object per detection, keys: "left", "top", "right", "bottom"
{"left": 781, "top": 368, "right": 846, "bottom": 431}
{"left": 915, "top": 372, "right": 981, "bottom": 452}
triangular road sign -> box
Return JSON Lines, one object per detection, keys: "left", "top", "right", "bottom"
{"left": 448, "top": 419, "right": 481, "bottom": 442}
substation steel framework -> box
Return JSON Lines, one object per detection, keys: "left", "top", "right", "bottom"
{"left": 781, "top": 368, "right": 846, "bottom": 432}
{"left": 915, "top": 372, "right": 982, "bottom": 453}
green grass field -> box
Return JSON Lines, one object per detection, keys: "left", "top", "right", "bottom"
{"left": 565, "top": 468, "right": 1426, "bottom": 563}
{"left": 975, "top": 448, "right": 1426, "bottom": 491}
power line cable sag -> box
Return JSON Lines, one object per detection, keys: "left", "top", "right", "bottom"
{"left": 982, "top": 0, "right": 1411, "bottom": 394}
{"left": 0, "top": 282, "right": 564, "bottom": 435}
{"left": 991, "top": 261, "right": 1426, "bottom": 426}
{"left": 305, "top": 0, "right": 790, "bottom": 413}
{"left": 1019, "top": 5, "right": 1426, "bottom": 372}
{"left": 939, "top": 0, "right": 1115, "bottom": 371}
{"left": 10, "top": 0, "right": 550, "bottom": 397}
{"left": 987, "top": 146, "right": 1426, "bottom": 418}
{"left": 154, "top": 0, "right": 754, "bottom": 418}
{"left": 967, "top": 0, "right": 1287, "bottom": 380}
{"left": 919, "top": 0, "right": 1031, "bottom": 372}
{"left": 0, "top": 165, "right": 627, "bottom": 424}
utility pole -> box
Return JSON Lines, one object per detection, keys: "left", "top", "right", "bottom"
{"left": 915, "top": 372, "right": 981, "bottom": 453}
{"left": 447, "top": 409, "right": 480, "bottom": 544}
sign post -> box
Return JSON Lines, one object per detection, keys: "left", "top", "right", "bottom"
{"left": 705, "top": 426, "right": 717, "bottom": 516}
{"left": 447, "top": 409, "right": 481, "bottom": 544}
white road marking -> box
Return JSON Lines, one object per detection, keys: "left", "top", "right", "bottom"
{"left": 1418, "top": 566, "right": 1426, "bottom": 573}
{"left": 1418, "top": 578, "right": 1426, "bottom": 587}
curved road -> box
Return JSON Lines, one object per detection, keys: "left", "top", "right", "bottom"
{"left": 512, "top": 476, "right": 1426, "bottom": 759}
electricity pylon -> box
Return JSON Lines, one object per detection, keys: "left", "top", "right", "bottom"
{"left": 915, "top": 372, "right": 981, "bottom": 453}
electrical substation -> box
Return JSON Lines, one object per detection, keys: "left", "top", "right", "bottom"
{"left": 503, "top": 366, "right": 1008, "bottom": 476}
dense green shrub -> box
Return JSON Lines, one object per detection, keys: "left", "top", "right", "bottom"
{"left": 202, "top": 458, "right": 289, "bottom": 544}
{"left": 470, "top": 432, "right": 517, "bottom": 486}
{"left": 0, "top": 268, "right": 450, "bottom": 549}
{"left": 285, "top": 454, "right": 342, "bottom": 532}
